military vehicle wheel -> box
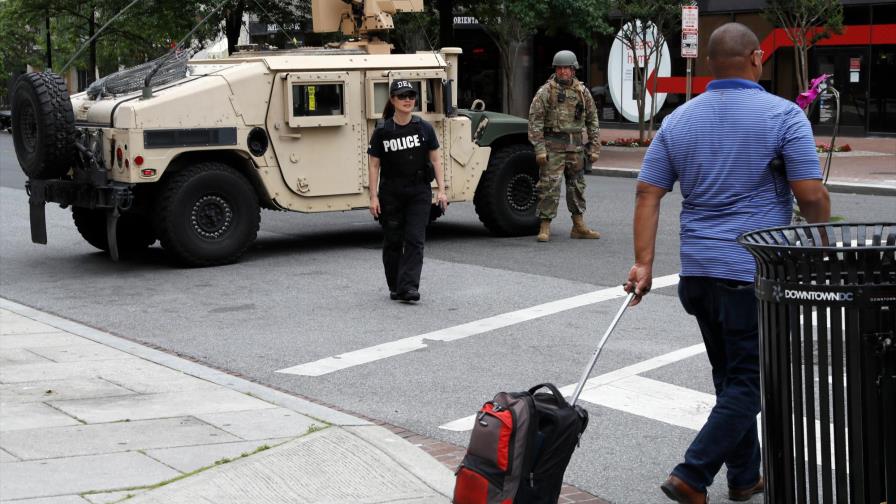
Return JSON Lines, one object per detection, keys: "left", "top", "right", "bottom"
{"left": 11, "top": 72, "right": 76, "bottom": 179}
{"left": 155, "top": 162, "right": 260, "bottom": 267}
{"left": 73, "top": 207, "right": 157, "bottom": 254}
{"left": 474, "top": 144, "right": 540, "bottom": 236}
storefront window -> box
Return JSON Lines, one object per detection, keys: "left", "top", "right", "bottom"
{"left": 869, "top": 45, "right": 896, "bottom": 133}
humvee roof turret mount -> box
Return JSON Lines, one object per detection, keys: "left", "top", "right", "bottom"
{"left": 10, "top": 0, "right": 538, "bottom": 266}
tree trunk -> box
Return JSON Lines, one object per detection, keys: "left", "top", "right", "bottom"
{"left": 225, "top": 1, "right": 246, "bottom": 56}
{"left": 88, "top": 7, "right": 96, "bottom": 85}
{"left": 437, "top": 0, "right": 453, "bottom": 49}
{"left": 648, "top": 38, "right": 664, "bottom": 139}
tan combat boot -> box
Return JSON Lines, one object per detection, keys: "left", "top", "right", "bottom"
{"left": 570, "top": 214, "right": 601, "bottom": 239}
{"left": 537, "top": 219, "right": 551, "bottom": 242}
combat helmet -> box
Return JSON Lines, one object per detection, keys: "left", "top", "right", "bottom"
{"left": 552, "top": 50, "right": 579, "bottom": 69}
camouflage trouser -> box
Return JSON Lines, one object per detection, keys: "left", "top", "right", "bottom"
{"left": 536, "top": 149, "right": 587, "bottom": 220}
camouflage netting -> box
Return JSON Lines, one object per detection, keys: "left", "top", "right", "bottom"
{"left": 86, "top": 49, "right": 192, "bottom": 99}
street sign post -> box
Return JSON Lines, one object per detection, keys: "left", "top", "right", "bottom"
{"left": 681, "top": 4, "right": 698, "bottom": 101}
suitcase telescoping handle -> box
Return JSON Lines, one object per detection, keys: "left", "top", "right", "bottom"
{"left": 570, "top": 292, "right": 636, "bottom": 407}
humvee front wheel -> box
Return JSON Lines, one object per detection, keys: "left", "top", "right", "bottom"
{"left": 73, "top": 208, "right": 156, "bottom": 254}
{"left": 155, "top": 162, "right": 260, "bottom": 267}
{"left": 11, "top": 72, "right": 76, "bottom": 179}
{"left": 473, "top": 144, "right": 540, "bottom": 236}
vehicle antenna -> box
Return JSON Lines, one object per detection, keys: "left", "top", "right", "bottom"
{"left": 143, "top": 0, "right": 233, "bottom": 99}
{"left": 59, "top": 0, "right": 143, "bottom": 74}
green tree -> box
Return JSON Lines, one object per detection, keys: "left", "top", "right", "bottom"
{"left": 764, "top": 0, "right": 843, "bottom": 100}
{"left": 391, "top": 3, "right": 440, "bottom": 54}
{"left": 0, "top": 0, "right": 42, "bottom": 105}
{"left": 610, "top": 1, "right": 680, "bottom": 142}
{"left": 463, "top": 0, "right": 611, "bottom": 116}
{"left": 2, "top": 0, "right": 214, "bottom": 86}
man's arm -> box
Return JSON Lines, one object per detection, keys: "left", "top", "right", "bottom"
{"left": 790, "top": 179, "right": 830, "bottom": 223}
{"left": 528, "top": 91, "right": 547, "bottom": 164}
{"left": 583, "top": 88, "right": 600, "bottom": 161}
{"left": 625, "top": 181, "right": 668, "bottom": 306}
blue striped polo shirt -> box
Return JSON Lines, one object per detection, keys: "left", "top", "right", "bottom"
{"left": 639, "top": 78, "right": 822, "bottom": 282}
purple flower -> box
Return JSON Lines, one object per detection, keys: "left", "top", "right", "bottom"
{"left": 796, "top": 74, "right": 831, "bottom": 109}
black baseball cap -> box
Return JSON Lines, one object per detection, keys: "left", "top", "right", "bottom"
{"left": 390, "top": 80, "right": 417, "bottom": 96}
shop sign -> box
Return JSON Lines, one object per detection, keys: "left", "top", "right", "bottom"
{"left": 248, "top": 22, "right": 302, "bottom": 36}
{"left": 453, "top": 16, "right": 480, "bottom": 25}
{"left": 850, "top": 57, "right": 861, "bottom": 82}
{"left": 607, "top": 21, "right": 671, "bottom": 123}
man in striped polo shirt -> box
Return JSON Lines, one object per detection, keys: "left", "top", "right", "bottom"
{"left": 624, "top": 23, "right": 830, "bottom": 504}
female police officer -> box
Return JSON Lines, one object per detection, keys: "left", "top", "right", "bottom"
{"left": 368, "top": 80, "right": 447, "bottom": 303}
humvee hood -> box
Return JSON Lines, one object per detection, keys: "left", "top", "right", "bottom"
{"left": 74, "top": 61, "right": 269, "bottom": 128}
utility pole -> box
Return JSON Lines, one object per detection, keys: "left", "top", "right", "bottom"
{"left": 681, "top": 3, "right": 698, "bottom": 102}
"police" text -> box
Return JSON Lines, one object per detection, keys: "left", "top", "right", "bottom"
{"left": 383, "top": 135, "right": 421, "bottom": 152}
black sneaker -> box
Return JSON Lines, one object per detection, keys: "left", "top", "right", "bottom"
{"left": 399, "top": 289, "right": 420, "bottom": 303}
{"left": 389, "top": 291, "right": 399, "bottom": 300}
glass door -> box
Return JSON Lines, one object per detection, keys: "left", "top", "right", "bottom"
{"left": 869, "top": 45, "right": 896, "bottom": 133}
{"left": 812, "top": 47, "right": 870, "bottom": 135}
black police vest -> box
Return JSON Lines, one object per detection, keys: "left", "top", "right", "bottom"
{"left": 377, "top": 117, "right": 428, "bottom": 180}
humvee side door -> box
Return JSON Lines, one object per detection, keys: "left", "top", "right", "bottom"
{"left": 268, "top": 71, "right": 366, "bottom": 198}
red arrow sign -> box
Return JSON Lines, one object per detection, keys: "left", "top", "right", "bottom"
{"left": 646, "top": 23, "right": 896, "bottom": 96}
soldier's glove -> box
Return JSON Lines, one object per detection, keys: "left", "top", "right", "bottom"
{"left": 589, "top": 152, "right": 599, "bottom": 163}
{"left": 536, "top": 153, "right": 548, "bottom": 167}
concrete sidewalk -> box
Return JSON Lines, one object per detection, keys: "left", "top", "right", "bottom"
{"left": 0, "top": 298, "right": 454, "bottom": 503}
{"left": 594, "top": 127, "right": 896, "bottom": 196}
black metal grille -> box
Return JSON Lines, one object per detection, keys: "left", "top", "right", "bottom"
{"left": 739, "top": 223, "right": 895, "bottom": 504}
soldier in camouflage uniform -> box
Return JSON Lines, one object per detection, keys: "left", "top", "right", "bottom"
{"left": 528, "top": 50, "right": 601, "bottom": 242}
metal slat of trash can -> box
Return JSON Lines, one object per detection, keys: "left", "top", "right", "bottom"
{"left": 739, "top": 223, "right": 896, "bottom": 504}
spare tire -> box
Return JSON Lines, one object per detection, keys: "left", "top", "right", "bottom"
{"left": 11, "top": 72, "right": 77, "bottom": 179}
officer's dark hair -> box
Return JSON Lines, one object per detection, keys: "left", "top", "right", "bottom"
{"left": 382, "top": 100, "right": 395, "bottom": 120}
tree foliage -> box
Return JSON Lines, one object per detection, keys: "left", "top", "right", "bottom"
{"left": 1, "top": 0, "right": 214, "bottom": 87}
{"left": 763, "top": 0, "right": 843, "bottom": 98}
{"left": 391, "top": 3, "right": 441, "bottom": 54}
{"left": 462, "top": 0, "right": 611, "bottom": 115}
{"left": 0, "top": 0, "right": 44, "bottom": 99}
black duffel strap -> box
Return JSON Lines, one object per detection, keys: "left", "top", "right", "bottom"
{"left": 527, "top": 383, "right": 569, "bottom": 407}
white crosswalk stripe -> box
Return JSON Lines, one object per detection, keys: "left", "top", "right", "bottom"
{"left": 276, "top": 274, "right": 681, "bottom": 377}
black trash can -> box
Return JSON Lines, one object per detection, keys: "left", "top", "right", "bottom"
{"left": 739, "top": 222, "right": 896, "bottom": 504}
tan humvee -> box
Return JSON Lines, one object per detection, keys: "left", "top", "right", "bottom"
{"left": 11, "top": 0, "right": 538, "bottom": 266}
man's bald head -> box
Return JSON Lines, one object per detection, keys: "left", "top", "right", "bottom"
{"left": 707, "top": 23, "right": 762, "bottom": 81}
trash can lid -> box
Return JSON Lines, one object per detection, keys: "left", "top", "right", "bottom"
{"left": 738, "top": 222, "right": 896, "bottom": 252}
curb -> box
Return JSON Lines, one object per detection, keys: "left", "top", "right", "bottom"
{"left": 590, "top": 167, "right": 896, "bottom": 196}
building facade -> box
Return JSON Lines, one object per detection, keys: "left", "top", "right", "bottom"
{"left": 450, "top": 1, "right": 896, "bottom": 136}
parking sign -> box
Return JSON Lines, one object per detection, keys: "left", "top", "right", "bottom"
{"left": 682, "top": 5, "right": 698, "bottom": 33}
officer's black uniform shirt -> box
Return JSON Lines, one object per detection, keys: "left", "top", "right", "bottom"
{"left": 368, "top": 116, "right": 439, "bottom": 180}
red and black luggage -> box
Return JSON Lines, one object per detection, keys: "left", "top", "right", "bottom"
{"left": 453, "top": 293, "right": 635, "bottom": 504}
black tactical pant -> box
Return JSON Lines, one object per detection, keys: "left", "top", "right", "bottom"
{"left": 378, "top": 178, "right": 431, "bottom": 294}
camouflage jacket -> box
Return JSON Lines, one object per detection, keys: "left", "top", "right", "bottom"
{"left": 528, "top": 75, "right": 600, "bottom": 156}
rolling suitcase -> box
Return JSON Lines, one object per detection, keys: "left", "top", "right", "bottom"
{"left": 454, "top": 292, "right": 636, "bottom": 504}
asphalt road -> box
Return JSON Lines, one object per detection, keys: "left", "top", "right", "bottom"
{"left": 1, "top": 131, "right": 892, "bottom": 503}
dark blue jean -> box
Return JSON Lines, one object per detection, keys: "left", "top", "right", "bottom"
{"left": 672, "top": 276, "right": 761, "bottom": 493}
